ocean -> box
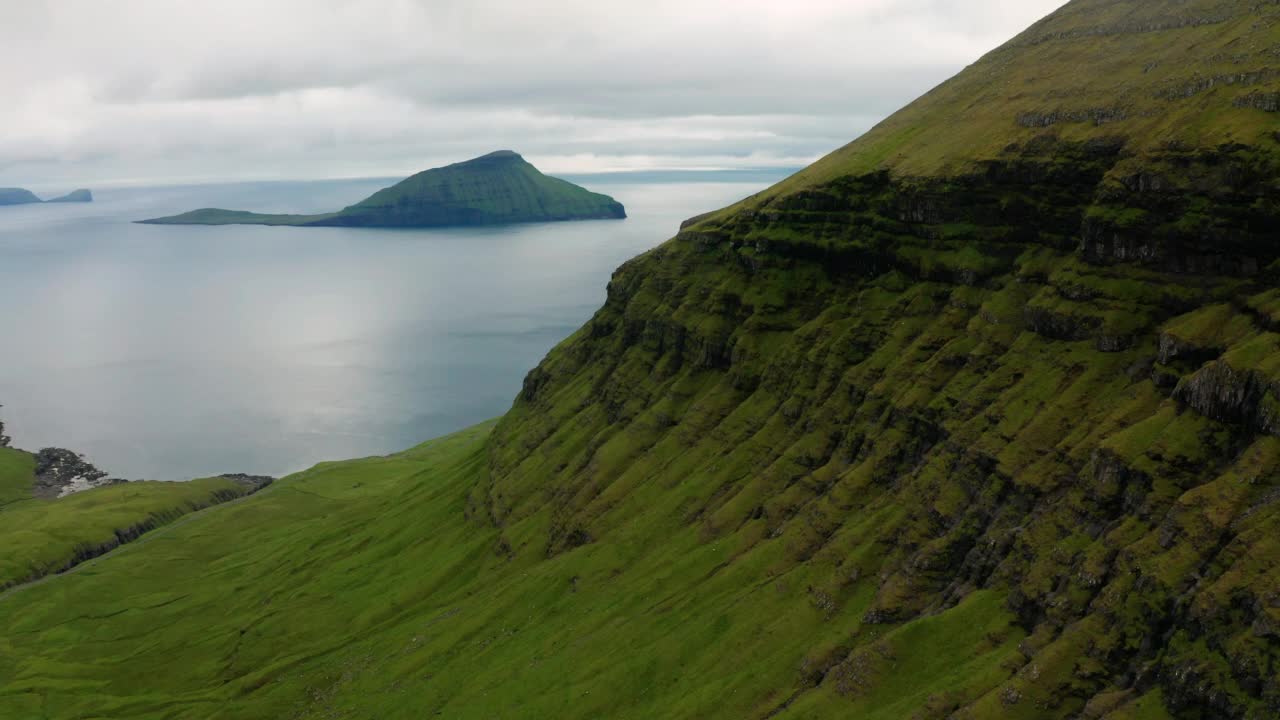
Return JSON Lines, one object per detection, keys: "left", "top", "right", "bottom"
{"left": 0, "top": 172, "right": 783, "bottom": 479}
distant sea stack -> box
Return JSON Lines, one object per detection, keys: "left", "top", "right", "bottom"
{"left": 0, "top": 188, "right": 93, "bottom": 206}
{"left": 139, "top": 151, "right": 626, "bottom": 228}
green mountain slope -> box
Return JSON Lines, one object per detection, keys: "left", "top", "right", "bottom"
{"left": 0, "top": 440, "right": 269, "bottom": 592}
{"left": 756, "top": 0, "right": 1280, "bottom": 195}
{"left": 3, "top": 1, "right": 1279, "bottom": 718}
{"left": 139, "top": 151, "right": 626, "bottom": 228}
{"left": 0, "top": 423, "right": 1030, "bottom": 719}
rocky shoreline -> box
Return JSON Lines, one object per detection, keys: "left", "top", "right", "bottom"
{"left": 30, "top": 447, "right": 122, "bottom": 499}
{"left": 2, "top": 412, "right": 274, "bottom": 500}
{"left": 0, "top": 413, "right": 278, "bottom": 593}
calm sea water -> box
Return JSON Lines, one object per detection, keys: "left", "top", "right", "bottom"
{"left": 0, "top": 173, "right": 781, "bottom": 480}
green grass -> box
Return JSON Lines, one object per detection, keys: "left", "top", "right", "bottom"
{"left": 781, "top": 590, "right": 1025, "bottom": 719}
{"left": 0, "top": 448, "right": 35, "bottom": 509}
{"left": 0, "top": 421, "right": 1015, "bottom": 720}
{"left": 0, "top": 445, "right": 259, "bottom": 591}
{"left": 0, "top": 423, "right": 1032, "bottom": 720}
{"left": 0, "top": 475, "right": 252, "bottom": 591}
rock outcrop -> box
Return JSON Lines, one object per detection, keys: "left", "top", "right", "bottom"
{"left": 217, "top": 473, "right": 275, "bottom": 493}
{"left": 1175, "top": 361, "right": 1280, "bottom": 436}
{"left": 30, "top": 447, "right": 121, "bottom": 499}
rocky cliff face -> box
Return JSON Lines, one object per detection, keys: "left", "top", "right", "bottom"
{"left": 216, "top": 472, "right": 274, "bottom": 493}
{"left": 482, "top": 2, "right": 1280, "bottom": 717}
{"left": 26, "top": 454, "right": 274, "bottom": 500}
{"left": 30, "top": 447, "right": 121, "bottom": 499}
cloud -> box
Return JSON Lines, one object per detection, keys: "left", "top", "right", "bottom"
{"left": 0, "top": 0, "right": 1067, "bottom": 187}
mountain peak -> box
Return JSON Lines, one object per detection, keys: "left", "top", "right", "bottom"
{"left": 454, "top": 149, "right": 528, "bottom": 168}
{"left": 474, "top": 150, "right": 523, "bottom": 161}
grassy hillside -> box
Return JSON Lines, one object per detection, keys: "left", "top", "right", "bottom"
{"left": 0, "top": 447, "right": 262, "bottom": 591}
{"left": 0, "top": 448, "right": 36, "bottom": 509}
{"left": 756, "top": 0, "right": 1280, "bottom": 199}
{"left": 139, "top": 151, "right": 625, "bottom": 228}
{"left": 0, "top": 423, "right": 1034, "bottom": 719}
{"left": 2, "top": 1, "right": 1278, "bottom": 718}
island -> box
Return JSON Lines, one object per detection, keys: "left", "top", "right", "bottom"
{"left": 139, "top": 150, "right": 626, "bottom": 227}
{"left": 47, "top": 189, "right": 93, "bottom": 203}
{"left": 0, "top": 188, "right": 92, "bottom": 206}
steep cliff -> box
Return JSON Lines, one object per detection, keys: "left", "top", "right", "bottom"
{"left": 485, "top": 1, "right": 1280, "bottom": 716}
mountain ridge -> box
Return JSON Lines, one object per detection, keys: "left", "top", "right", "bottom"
{"left": 701, "top": 0, "right": 1280, "bottom": 227}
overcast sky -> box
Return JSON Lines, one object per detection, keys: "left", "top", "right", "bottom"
{"left": 1, "top": 0, "right": 1065, "bottom": 189}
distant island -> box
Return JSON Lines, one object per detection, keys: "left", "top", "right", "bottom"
{"left": 139, "top": 151, "right": 626, "bottom": 227}
{"left": 0, "top": 188, "right": 93, "bottom": 206}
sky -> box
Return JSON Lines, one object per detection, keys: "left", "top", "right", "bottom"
{"left": 1, "top": 0, "right": 1067, "bottom": 189}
